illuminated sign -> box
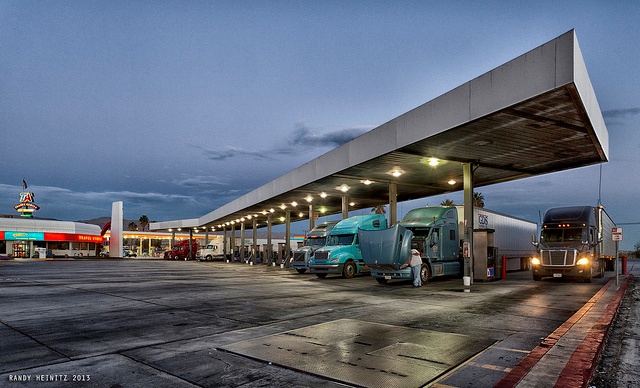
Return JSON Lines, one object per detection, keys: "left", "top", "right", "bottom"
{"left": 0, "top": 231, "right": 102, "bottom": 243}
{"left": 44, "top": 233, "right": 103, "bottom": 243}
{"left": 4, "top": 231, "right": 45, "bottom": 241}
{"left": 15, "top": 190, "right": 40, "bottom": 217}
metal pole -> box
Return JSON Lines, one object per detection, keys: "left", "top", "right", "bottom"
{"left": 616, "top": 240, "right": 619, "bottom": 286}
{"left": 389, "top": 182, "right": 397, "bottom": 226}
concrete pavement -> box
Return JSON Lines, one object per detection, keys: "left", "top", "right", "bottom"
{"left": 1, "top": 258, "right": 638, "bottom": 387}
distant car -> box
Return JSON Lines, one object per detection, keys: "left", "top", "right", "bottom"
{"left": 123, "top": 250, "right": 137, "bottom": 257}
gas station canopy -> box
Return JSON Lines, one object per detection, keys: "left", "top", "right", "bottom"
{"left": 151, "top": 30, "right": 608, "bottom": 231}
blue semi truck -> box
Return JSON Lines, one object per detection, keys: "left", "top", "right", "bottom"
{"left": 359, "top": 206, "right": 537, "bottom": 284}
{"left": 290, "top": 221, "right": 339, "bottom": 274}
{"left": 309, "top": 214, "right": 387, "bottom": 279}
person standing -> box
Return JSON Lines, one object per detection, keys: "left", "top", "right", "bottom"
{"left": 408, "top": 249, "right": 422, "bottom": 287}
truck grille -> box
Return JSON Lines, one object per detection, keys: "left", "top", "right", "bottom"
{"left": 314, "top": 251, "right": 329, "bottom": 262}
{"left": 541, "top": 249, "right": 577, "bottom": 266}
{"left": 293, "top": 252, "right": 306, "bottom": 262}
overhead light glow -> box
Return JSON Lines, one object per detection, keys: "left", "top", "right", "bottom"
{"left": 337, "top": 184, "right": 350, "bottom": 192}
{"left": 349, "top": 202, "right": 355, "bottom": 206}
{"left": 305, "top": 195, "right": 313, "bottom": 202}
{"left": 279, "top": 204, "right": 287, "bottom": 210}
{"left": 361, "top": 179, "right": 373, "bottom": 185}
{"left": 291, "top": 201, "right": 298, "bottom": 207}
{"left": 428, "top": 157, "right": 440, "bottom": 166}
{"left": 320, "top": 207, "right": 327, "bottom": 213}
{"left": 392, "top": 170, "right": 402, "bottom": 177}
{"left": 320, "top": 192, "right": 327, "bottom": 198}
{"left": 448, "top": 179, "right": 457, "bottom": 185}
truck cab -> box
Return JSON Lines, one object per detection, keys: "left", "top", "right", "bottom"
{"left": 531, "top": 206, "right": 609, "bottom": 282}
{"left": 163, "top": 239, "right": 199, "bottom": 261}
{"left": 309, "top": 215, "right": 387, "bottom": 279}
{"left": 290, "top": 221, "right": 338, "bottom": 274}
{"left": 196, "top": 243, "right": 224, "bottom": 261}
{"left": 360, "top": 207, "right": 461, "bottom": 284}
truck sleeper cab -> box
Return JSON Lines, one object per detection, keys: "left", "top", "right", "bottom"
{"left": 531, "top": 206, "right": 613, "bottom": 282}
{"left": 360, "top": 207, "right": 461, "bottom": 285}
{"left": 290, "top": 221, "right": 338, "bottom": 274}
{"left": 309, "top": 214, "right": 387, "bottom": 279}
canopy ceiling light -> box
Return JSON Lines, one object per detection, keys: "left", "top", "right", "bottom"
{"left": 336, "top": 184, "right": 350, "bottom": 193}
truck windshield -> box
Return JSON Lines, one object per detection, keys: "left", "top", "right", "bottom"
{"left": 304, "top": 236, "right": 326, "bottom": 246}
{"left": 327, "top": 234, "right": 355, "bottom": 246}
{"left": 541, "top": 228, "right": 586, "bottom": 242}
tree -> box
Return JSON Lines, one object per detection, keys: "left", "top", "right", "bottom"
{"left": 473, "top": 192, "right": 485, "bottom": 208}
{"left": 127, "top": 221, "right": 138, "bottom": 231}
{"left": 440, "top": 199, "right": 456, "bottom": 206}
{"left": 139, "top": 215, "right": 149, "bottom": 231}
{"left": 371, "top": 205, "right": 386, "bottom": 214}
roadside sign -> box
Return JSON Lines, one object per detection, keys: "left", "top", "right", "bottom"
{"left": 612, "top": 227, "right": 623, "bottom": 241}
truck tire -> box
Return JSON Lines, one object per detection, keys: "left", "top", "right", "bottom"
{"left": 173, "top": 254, "right": 180, "bottom": 260}
{"left": 420, "top": 263, "right": 431, "bottom": 285}
{"left": 343, "top": 261, "right": 357, "bottom": 279}
{"left": 206, "top": 255, "right": 212, "bottom": 261}
{"left": 533, "top": 275, "right": 542, "bottom": 281}
{"left": 296, "top": 269, "right": 307, "bottom": 274}
{"left": 595, "top": 259, "right": 605, "bottom": 278}
{"left": 316, "top": 273, "right": 327, "bottom": 279}
{"left": 376, "top": 277, "right": 388, "bottom": 284}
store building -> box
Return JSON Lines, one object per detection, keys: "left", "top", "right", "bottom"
{"left": 0, "top": 216, "right": 103, "bottom": 258}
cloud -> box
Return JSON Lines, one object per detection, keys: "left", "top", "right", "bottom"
{"left": 290, "top": 122, "right": 371, "bottom": 148}
{"left": 602, "top": 107, "right": 640, "bottom": 119}
{"left": 200, "top": 145, "right": 275, "bottom": 161}
{"left": 197, "top": 122, "right": 372, "bottom": 162}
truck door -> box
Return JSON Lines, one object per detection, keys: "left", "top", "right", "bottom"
{"left": 427, "top": 229, "right": 440, "bottom": 259}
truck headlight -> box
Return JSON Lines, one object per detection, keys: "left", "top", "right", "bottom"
{"left": 577, "top": 257, "right": 590, "bottom": 265}
{"left": 330, "top": 258, "right": 340, "bottom": 263}
{"left": 531, "top": 257, "right": 541, "bottom": 265}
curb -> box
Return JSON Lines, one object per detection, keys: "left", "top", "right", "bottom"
{"left": 494, "top": 275, "right": 633, "bottom": 388}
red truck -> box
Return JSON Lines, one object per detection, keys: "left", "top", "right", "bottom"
{"left": 164, "top": 239, "right": 199, "bottom": 261}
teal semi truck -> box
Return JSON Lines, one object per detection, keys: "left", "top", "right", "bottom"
{"left": 359, "top": 206, "right": 537, "bottom": 284}
{"left": 290, "top": 221, "right": 339, "bottom": 274}
{"left": 530, "top": 206, "right": 615, "bottom": 282}
{"left": 309, "top": 214, "right": 387, "bottom": 279}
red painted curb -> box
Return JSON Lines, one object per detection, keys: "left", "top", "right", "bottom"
{"left": 554, "top": 274, "right": 633, "bottom": 388}
{"left": 493, "top": 277, "right": 623, "bottom": 388}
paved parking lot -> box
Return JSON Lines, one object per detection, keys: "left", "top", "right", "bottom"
{"left": 0, "top": 259, "right": 612, "bottom": 387}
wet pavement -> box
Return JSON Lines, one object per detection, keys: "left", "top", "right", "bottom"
{"left": 0, "top": 258, "right": 637, "bottom": 387}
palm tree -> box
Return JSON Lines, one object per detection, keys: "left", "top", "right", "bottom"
{"left": 440, "top": 199, "right": 456, "bottom": 206}
{"left": 139, "top": 215, "right": 149, "bottom": 231}
{"left": 473, "top": 192, "right": 485, "bottom": 208}
{"left": 127, "top": 221, "right": 138, "bottom": 231}
{"left": 371, "top": 205, "right": 386, "bottom": 214}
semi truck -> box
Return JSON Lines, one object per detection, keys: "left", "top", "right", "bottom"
{"left": 196, "top": 243, "right": 225, "bottom": 261}
{"left": 290, "top": 221, "right": 339, "bottom": 274}
{"left": 530, "top": 205, "right": 615, "bottom": 282}
{"left": 309, "top": 214, "right": 387, "bottom": 279}
{"left": 359, "top": 206, "right": 537, "bottom": 284}
{"left": 163, "top": 239, "right": 199, "bottom": 261}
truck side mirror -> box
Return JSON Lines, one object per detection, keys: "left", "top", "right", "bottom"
{"left": 531, "top": 234, "right": 539, "bottom": 247}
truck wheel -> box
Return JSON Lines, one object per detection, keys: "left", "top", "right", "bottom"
{"left": 596, "top": 259, "right": 605, "bottom": 278}
{"left": 343, "top": 261, "right": 357, "bottom": 279}
{"left": 316, "top": 273, "right": 327, "bottom": 279}
{"left": 296, "top": 269, "right": 307, "bottom": 274}
{"left": 420, "top": 263, "right": 431, "bottom": 285}
{"left": 376, "top": 277, "right": 388, "bottom": 284}
{"left": 206, "top": 255, "right": 212, "bottom": 261}
{"left": 581, "top": 268, "right": 593, "bottom": 283}
{"left": 173, "top": 254, "right": 180, "bottom": 260}
{"left": 533, "top": 275, "right": 542, "bottom": 281}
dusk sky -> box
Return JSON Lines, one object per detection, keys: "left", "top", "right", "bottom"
{"left": 2, "top": 1, "right": 639, "bottom": 249}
